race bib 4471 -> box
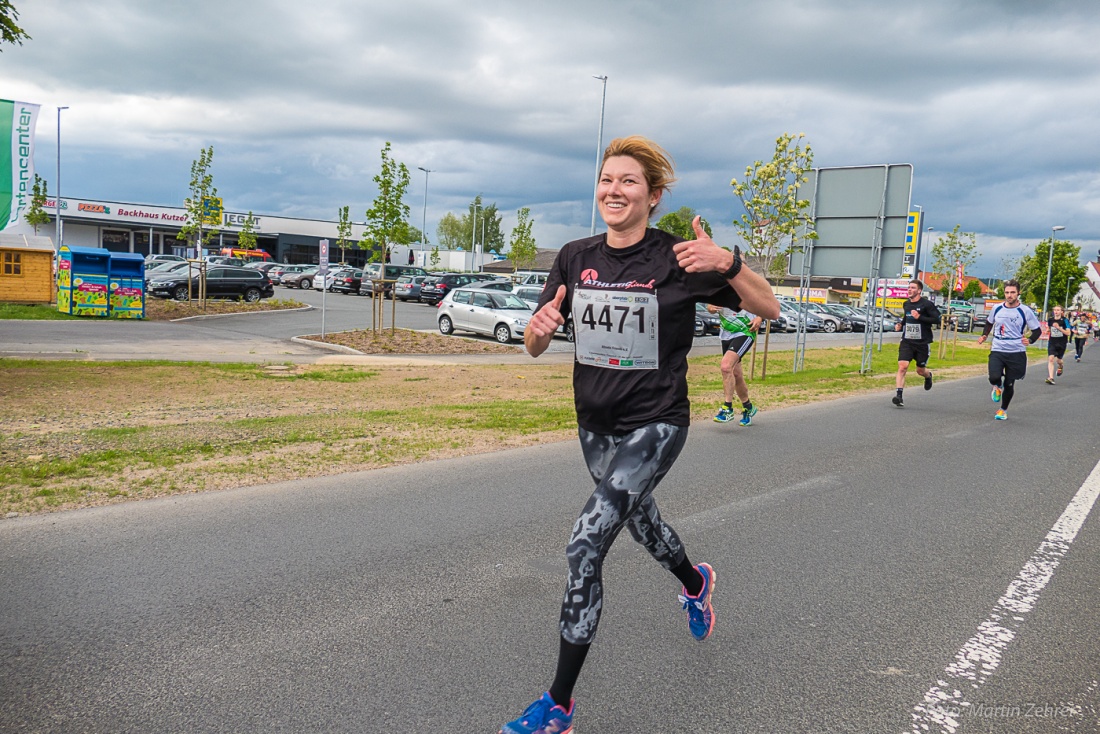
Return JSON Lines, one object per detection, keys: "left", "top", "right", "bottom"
{"left": 572, "top": 288, "right": 659, "bottom": 369}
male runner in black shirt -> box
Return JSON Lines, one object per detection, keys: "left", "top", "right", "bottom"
{"left": 891, "top": 279, "right": 940, "bottom": 407}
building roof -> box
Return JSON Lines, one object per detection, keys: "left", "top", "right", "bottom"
{"left": 0, "top": 232, "right": 55, "bottom": 253}
{"left": 918, "top": 270, "right": 996, "bottom": 295}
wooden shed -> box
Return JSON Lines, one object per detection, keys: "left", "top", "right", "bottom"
{"left": 0, "top": 233, "right": 56, "bottom": 304}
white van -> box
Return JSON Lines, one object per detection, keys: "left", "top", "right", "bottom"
{"left": 512, "top": 271, "right": 548, "bottom": 286}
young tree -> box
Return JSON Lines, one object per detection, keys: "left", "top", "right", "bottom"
{"left": 508, "top": 207, "right": 538, "bottom": 272}
{"left": 1, "top": 1, "right": 31, "bottom": 49}
{"left": 929, "top": 225, "right": 979, "bottom": 300}
{"left": 730, "top": 132, "right": 816, "bottom": 284}
{"left": 359, "top": 142, "right": 412, "bottom": 263}
{"left": 1014, "top": 236, "right": 1087, "bottom": 311}
{"left": 176, "top": 145, "right": 218, "bottom": 255}
{"left": 436, "top": 212, "right": 467, "bottom": 250}
{"left": 655, "top": 206, "right": 712, "bottom": 241}
{"left": 24, "top": 173, "right": 49, "bottom": 234}
{"left": 236, "top": 211, "right": 258, "bottom": 251}
{"left": 336, "top": 205, "right": 353, "bottom": 264}
{"left": 429, "top": 245, "right": 441, "bottom": 269}
{"left": 463, "top": 196, "right": 504, "bottom": 254}
{"left": 961, "top": 279, "right": 984, "bottom": 301}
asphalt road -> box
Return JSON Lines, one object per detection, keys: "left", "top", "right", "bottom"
{"left": 2, "top": 347, "right": 1098, "bottom": 733}
{"left": 1, "top": 286, "right": 902, "bottom": 363}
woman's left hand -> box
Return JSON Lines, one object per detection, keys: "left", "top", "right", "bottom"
{"left": 672, "top": 217, "right": 733, "bottom": 274}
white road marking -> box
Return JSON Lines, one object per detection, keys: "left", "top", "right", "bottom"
{"left": 907, "top": 458, "right": 1100, "bottom": 733}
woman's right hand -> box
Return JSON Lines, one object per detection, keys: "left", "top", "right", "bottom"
{"left": 529, "top": 285, "right": 567, "bottom": 338}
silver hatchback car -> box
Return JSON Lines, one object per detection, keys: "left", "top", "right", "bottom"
{"left": 437, "top": 287, "right": 533, "bottom": 344}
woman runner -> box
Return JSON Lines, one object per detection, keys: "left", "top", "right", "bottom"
{"left": 499, "top": 136, "right": 779, "bottom": 734}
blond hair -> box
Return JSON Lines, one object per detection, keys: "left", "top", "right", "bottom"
{"left": 601, "top": 136, "right": 677, "bottom": 212}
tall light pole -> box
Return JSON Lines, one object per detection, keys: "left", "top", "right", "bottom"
{"left": 471, "top": 201, "right": 481, "bottom": 255}
{"left": 920, "top": 226, "right": 933, "bottom": 277}
{"left": 590, "top": 75, "right": 608, "bottom": 236}
{"left": 55, "top": 106, "right": 69, "bottom": 252}
{"left": 1042, "top": 225, "right": 1065, "bottom": 319}
{"left": 1064, "top": 276, "right": 1077, "bottom": 310}
{"left": 417, "top": 167, "right": 432, "bottom": 253}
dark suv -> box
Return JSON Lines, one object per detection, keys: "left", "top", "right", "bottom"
{"left": 358, "top": 264, "right": 430, "bottom": 296}
{"left": 420, "top": 273, "right": 498, "bottom": 305}
{"left": 149, "top": 266, "right": 275, "bottom": 302}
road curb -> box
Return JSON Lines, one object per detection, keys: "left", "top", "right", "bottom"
{"left": 168, "top": 305, "right": 314, "bottom": 322}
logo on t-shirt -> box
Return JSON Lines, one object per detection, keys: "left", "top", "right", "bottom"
{"left": 581, "top": 268, "right": 599, "bottom": 284}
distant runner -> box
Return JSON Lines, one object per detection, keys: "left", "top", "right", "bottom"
{"left": 976, "top": 280, "right": 1041, "bottom": 420}
{"left": 891, "top": 279, "right": 940, "bottom": 408}
{"left": 1071, "top": 312, "right": 1090, "bottom": 361}
{"left": 1045, "top": 305, "right": 1070, "bottom": 384}
{"left": 710, "top": 305, "right": 761, "bottom": 426}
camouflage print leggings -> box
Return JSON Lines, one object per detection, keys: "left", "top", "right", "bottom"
{"left": 559, "top": 423, "right": 689, "bottom": 645}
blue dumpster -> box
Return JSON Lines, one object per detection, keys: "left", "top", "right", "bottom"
{"left": 57, "top": 246, "right": 110, "bottom": 317}
{"left": 108, "top": 252, "right": 146, "bottom": 319}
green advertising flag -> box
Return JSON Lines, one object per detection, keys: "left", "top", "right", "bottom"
{"left": 0, "top": 99, "right": 42, "bottom": 231}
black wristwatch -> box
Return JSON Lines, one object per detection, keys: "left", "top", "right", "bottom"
{"left": 721, "top": 246, "right": 742, "bottom": 280}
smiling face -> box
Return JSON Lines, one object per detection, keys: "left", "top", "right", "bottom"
{"left": 597, "top": 155, "right": 661, "bottom": 240}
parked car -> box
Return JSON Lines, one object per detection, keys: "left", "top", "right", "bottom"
{"left": 313, "top": 268, "right": 353, "bottom": 291}
{"left": 947, "top": 310, "right": 973, "bottom": 332}
{"left": 144, "top": 260, "right": 192, "bottom": 283}
{"left": 281, "top": 266, "right": 320, "bottom": 289}
{"left": 144, "top": 254, "right": 185, "bottom": 267}
{"left": 270, "top": 264, "right": 312, "bottom": 285}
{"left": 779, "top": 304, "right": 824, "bottom": 332}
{"left": 393, "top": 275, "right": 430, "bottom": 302}
{"left": 803, "top": 302, "right": 851, "bottom": 333}
{"left": 243, "top": 261, "right": 286, "bottom": 276}
{"left": 694, "top": 303, "right": 721, "bottom": 336}
{"left": 421, "top": 273, "right": 495, "bottom": 305}
{"left": 148, "top": 266, "right": 275, "bottom": 302}
{"left": 358, "top": 264, "right": 431, "bottom": 296}
{"left": 330, "top": 269, "right": 364, "bottom": 294}
{"left": 467, "top": 279, "right": 516, "bottom": 292}
{"left": 437, "top": 287, "right": 533, "bottom": 343}
{"left": 513, "top": 285, "right": 544, "bottom": 307}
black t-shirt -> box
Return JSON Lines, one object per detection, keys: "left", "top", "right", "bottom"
{"left": 538, "top": 229, "right": 742, "bottom": 434}
{"left": 1047, "top": 317, "right": 1070, "bottom": 342}
{"left": 899, "top": 297, "right": 941, "bottom": 344}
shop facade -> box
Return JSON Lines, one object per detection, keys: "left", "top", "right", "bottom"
{"left": 38, "top": 196, "right": 374, "bottom": 267}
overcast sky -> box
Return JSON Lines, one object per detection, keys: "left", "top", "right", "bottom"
{"left": 4, "top": 0, "right": 1099, "bottom": 276}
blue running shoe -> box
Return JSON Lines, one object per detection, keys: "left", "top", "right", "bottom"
{"left": 500, "top": 692, "right": 574, "bottom": 734}
{"left": 714, "top": 405, "right": 734, "bottom": 423}
{"left": 678, "top": 562, "right": 716, "bottom": 641}
{"left": 991, "top": 386, "right": 1002, "bottom": 403}
{"left": 739, "top": 405, "right": 758, "bottom": 426}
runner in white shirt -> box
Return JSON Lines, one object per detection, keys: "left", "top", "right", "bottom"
{"left": 976, "top": 280, "right": 1042, "bottom": 420}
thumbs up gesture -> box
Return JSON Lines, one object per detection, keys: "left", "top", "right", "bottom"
{"left": 529, "top": 285, "right": 567, "bottom": 338}
{"left": 673, "top": 217, "right": 727, "bottom": 273}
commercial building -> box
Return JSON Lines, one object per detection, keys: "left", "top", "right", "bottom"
{"left": 37, "top": 195, "right": 369, "bottom": 266}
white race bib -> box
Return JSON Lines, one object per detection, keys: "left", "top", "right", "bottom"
{"left": 572, "top": 288, "right": 659, "bottom": 370}
{"left": 904, "top": 322, "right": 922, "bottom": 340}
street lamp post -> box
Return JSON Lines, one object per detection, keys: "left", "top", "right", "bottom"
{"left": 471, "top": 201, "right": 481, "bottom": 260}
{"left": 55, "top": 106, "right": 69, "bottom": 252}
{"left": 920, "top": 226, "right": 933, "bottom": 277}
{"left": 1064, "top": 276, "right": 1077, "bottom": 310}
{"left": 590, "top": 75, "right": 608, "bottom": 236}
{"left": 1042, "top": 225, "right": 1065, "bottom": 320}
{"left": 417, "top": 167, "right": 432, "bottom": 253}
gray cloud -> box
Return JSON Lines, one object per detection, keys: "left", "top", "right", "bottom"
{"left": 4, "top": 0, "right": 1099, "bottom": 275}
